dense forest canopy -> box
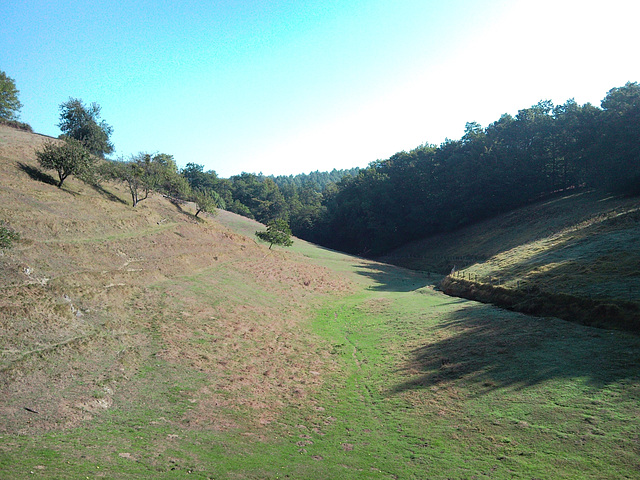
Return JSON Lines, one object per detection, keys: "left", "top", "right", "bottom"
{"left": 269, "top": 168, "right": 361, "bottom": 191}
{"left": 156, "top": 82, "right": 640, "bottom": 257}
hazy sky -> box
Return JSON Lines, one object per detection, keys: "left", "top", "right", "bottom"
{"left": 3, "top": 0, "right": 639, "bottom": 177}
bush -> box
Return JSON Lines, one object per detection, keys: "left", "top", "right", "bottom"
{"left": 255, "top": 219, "right": 294, "bottom": 249}
{"left": 0, "top": 221, "right": 19, "bottom": 249}
{"left": 0, "top": 118, "right": 33, "bottom": 132}
{"left": 36, "top": 138, "right": 95, "bottom": 188}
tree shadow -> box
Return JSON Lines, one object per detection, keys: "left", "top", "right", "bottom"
{"left": 385, "top": 191, "right": 637, "bottom": 275}
{"left": 470, "top": 205, "right": 640, "bottom": 308}
{"left": 389, "top": 302, "right": 640, "bottom": 397}
{"left": 88, "top": 183, "right": 128, "bottom": 205}
{"left": 167, "top": 195, "right": 185, "bottom": 209}
{"left": 18, "top": 162, "right": 58, "bottom": 186}
{"left": 354, "top": 261, "right": 436, "bottom": 292}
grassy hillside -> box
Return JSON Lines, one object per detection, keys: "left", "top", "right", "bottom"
{"left": 381, "top": 190, "right": 640, "bottom": 330}
{"left": 1, "top": 124, "right": 639, "bottom": 478}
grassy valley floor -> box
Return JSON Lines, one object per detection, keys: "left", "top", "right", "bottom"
{"left": 4, "top": 232, "right": 639, "bottom": 479}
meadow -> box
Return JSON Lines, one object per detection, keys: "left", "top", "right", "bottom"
{"left": 1, "top": 124, "right": 639, "bottom": 478}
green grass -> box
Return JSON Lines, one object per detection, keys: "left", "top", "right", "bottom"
{"left": 3, "top": 249, "right": 639, "bottom": 478}
{"left": 386, "top": 190, "right": 640, "bottom": 331}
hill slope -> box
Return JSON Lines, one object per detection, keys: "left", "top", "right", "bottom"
{"left": 381, "top": 190, "right": 640, "bottom": 330}
{"left": 0, "top": 124, "right": 351, "bottom": 434}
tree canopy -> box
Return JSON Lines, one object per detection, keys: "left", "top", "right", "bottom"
{"left": 307, "top": 83, "right": 640, "bottom": 256}
{"left": 36, "top": 138, "right": 94, "bottom": 188}
{"left": 106, "top": 152, "right": 187, "bottom": 207}
{"left": 255, "top": 219, "right": 294, "bottom": 249}
{"left": 58, "top": 98, "right": 114, "bottom": 158}
{"left": 0, "top": 71, "right": 23, "bottom": 121}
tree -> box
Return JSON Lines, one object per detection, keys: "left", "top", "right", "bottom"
{"left": 36, "top": 138, "right": 94, "bottom": 188}
{"left": 229, "top": 173, "right": 287, "bottom": 223}
{"left": 58, "top": 98, "right": 114, "bottom": 157}
{"left": 107, "top": 152, "right": 191, "bottom": 207}
{"left": 193, "top": 188, "right": 223, "bottom": 218}
{"left": 145, "top": 153, "right": 191, "bottom": 199}
{"left": 599, "top": 82, "right": 640, "bottom": 193}
{"left": 255, "top": 219, "right": 293, "bottom": 249}
{"left": 106, "top": 154, "right": 153, "bottom": 207}
{"left": 0, "top": 71, "right": 22, "bottom": 121}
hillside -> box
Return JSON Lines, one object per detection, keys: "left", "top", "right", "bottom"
{"left": 1, "top": 124, "right": 640, "bottom": 479}
{"left": 0, "top": 123, "right": 351, "bottom": 440}
{"left": 381, "top": 190, "right": 640, "bottom": 330}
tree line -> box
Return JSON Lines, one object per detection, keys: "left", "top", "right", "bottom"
{"left": 310, "top": 82, "right": 640, "bottom": 256}
{"left": 211, "top": 82, "right": 639, "bottom": 257}
{"left": 2, "top": 69, "right": 638, "bottom": 258}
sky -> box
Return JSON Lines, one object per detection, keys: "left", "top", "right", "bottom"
{"left": 2, "top": 0, "right": 639, "bottom": 178}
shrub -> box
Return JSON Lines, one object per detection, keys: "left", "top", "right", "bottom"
{"left": 36, "top": 138, "right": 95, "bottom": 188}
{"left": 0, "top": 221, "right": 19, "bottom": 249}
{"left": 0, "top": 118, "right": 33, "bottom": 132}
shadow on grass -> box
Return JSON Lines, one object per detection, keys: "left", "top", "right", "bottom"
{"left": 89, "top": 183, "right": 128, "bottom": 205}
{"left": 487, "top": 206, "right": 640, "bottom": 285}
{"left": 355, "top": 262, "right": 435, "bottom": 292}
{"left": 390, "top": 303, "right": 640, "bottom": 396}
{"left": 18, "top": 162, "right": 58, "bottom": 186}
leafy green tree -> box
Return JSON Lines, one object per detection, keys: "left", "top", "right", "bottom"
{"left": 36, "top": 138, "right": 94, "bottom": 188}
{"left": 0, "top": 71, "right": 22, "bottom": 121}
{"left": 106, "top": 155, "right": 151, "bottom": 207}
{"left": 0, "top": 220, "right": 19, "bottom": 250}
{"left": 145, "top": 153, "right": 191, "bottom": 199}
{"left": 182, "top": 163, "right": 217, "bottom": 190}
{"left": 181, "top": 163, "right": 233, "bottom": 207}
{"left": 255, "top": 218, "right": 293, "bottom": 249}
{"left": 58, "top": 98, "right": 114, "bottom": 157}
{"left": 193, "top": 188, "right": 224, "bottom": 218}
{"left": 228, "top": 173, "right": 287, "bottom": 222}
{"left": 599, "top": 82, "right": 640, "bottom": 193}
{"left": 228, "top": 199, "right": 253, "bottom": 218}
{"left": 106, "top": 152, "right": 192, "bottom": 207}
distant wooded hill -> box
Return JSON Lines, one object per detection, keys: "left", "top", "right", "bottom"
{"left": 181, "top": 82, "right": 639, "bottom": 256}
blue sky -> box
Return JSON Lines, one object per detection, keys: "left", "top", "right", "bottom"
{"left": 3, "top": 0, "right": 639, "bottom": 177}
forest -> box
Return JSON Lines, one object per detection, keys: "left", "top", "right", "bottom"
{"left": 191, "top": 82, "right": 639, "bottom": 256}
{"left": 7, "top": 73, "right": 637, "bottom": 258}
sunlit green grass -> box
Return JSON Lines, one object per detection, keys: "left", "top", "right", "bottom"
{"left": 2, "top": 212, "right": 639, "bottom": 479}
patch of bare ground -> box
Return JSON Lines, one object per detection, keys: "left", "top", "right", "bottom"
{"left": 0, "top": 124, "right": 352, "bottom": 435}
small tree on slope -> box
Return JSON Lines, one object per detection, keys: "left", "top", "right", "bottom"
{"left": 255, "top": 219, "right": 294, "bottom": 249}
{"left": 193, "top": 188, "right": 224, "bottom": 218}
{"left": 36, "top": 139, "right": 94, "bottom": 188}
